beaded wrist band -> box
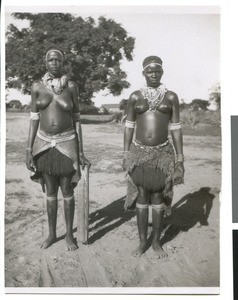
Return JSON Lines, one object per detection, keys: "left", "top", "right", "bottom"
{"left": 176, "top": 154, "right": 184, "bottom": 163}
{"left": 123, "top": 150, "right": 130, "bottom": 159}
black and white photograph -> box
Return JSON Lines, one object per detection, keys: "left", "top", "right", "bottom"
{"left": 231, "top": 116, "right": 238, "bottom": 223}
{"left": 12, "top": 0, "right": 238, "bottom": 299}
{"left": 3, "top": 5, "right": 221, "bottom": 294}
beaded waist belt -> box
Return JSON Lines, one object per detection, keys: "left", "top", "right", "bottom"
{"left": 133, "top": 139, "right": 169, "bottom": 150}
{"left": 37, "top": 128, "right": 76, "bottom": 147}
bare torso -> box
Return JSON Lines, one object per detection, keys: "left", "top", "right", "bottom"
{"left": 133, "top": 91, "right": 171, "bottom": 146}
{"left": 35, "top": 81, "right": 74, "bottom": 134}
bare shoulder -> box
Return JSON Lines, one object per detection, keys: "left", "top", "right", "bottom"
{"left": 31, "top": 79, "right": 42, "bottom": 91}
{"left": 68, "top": 80, "right": 80, "bottom": 108}
{"left": 129, "top": 90, "right": 141, "bottom": 103}
{"left": 68, "top": 80, "right": 78, "bottom": 90}
{"left": 166, "top": 90, "right": 179, "bottom": 105}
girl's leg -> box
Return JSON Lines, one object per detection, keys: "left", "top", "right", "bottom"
{"left": 41, "top": 173, "right": 59, "bottom": 249}
{"left": 151, "top": 192, "right": 167, "bottom": 258}
{"left": 60, "top": 176, "right": 78, "bottom": 251}
{"left": 131, "top": 186, "right": 150, "bottom": 257}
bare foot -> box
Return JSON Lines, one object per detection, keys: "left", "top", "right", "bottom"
{"left": 66, "top": 234, "right": 78, "bottom": 251}
{"left": 152, "top": 242, "right": 168, "bottom": 259}
{"left": 41, "top": 235, "right": 57, "bottom": 249}
{"left": 131, "top": 241, "right": 147, "bottom": 257}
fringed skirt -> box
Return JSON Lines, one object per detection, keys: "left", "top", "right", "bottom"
{"left": 35, "top": 147, "right": 75, "bottom": 177}
{"left": 30, "top": 128, "right": 81, "bottom": 190}
{"left": 130, "top": 163, "right": 166, "bottom": 192}
{"left": 125, "top": 139, "right": 176, "bottom": 208}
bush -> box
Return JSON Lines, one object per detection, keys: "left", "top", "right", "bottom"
{"left": 113, "top": 112, "right": 123, "bottom": 123}
{"left": 199, "top": 110, "right": 221, "bottom": 125}
{"left": 180, "top": 108, "right": 221, "bottom": 128}
{"left": 8, "top": 100, "right": 22, "bottom": 109}
{"left": 20, "top": 105, "right": 31, "bottom": 112}
{"left": 181, "top": 109, "right": 200, "bottom": 129}
{"left": 79, "top": 104, "right": 99, "bottom": 115}
{"left": 100, "top": 107, "right": 110, "bottom": 115}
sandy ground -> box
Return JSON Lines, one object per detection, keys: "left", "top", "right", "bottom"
{"left": 5, "top": 113, "right": 220, "bottom": 288}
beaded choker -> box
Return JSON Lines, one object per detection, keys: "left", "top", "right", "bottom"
{"left": 42, "top": 72, "right": 68, "bottom": 95}
{"left": 140, "top": 84, "right": 167, "bottom": 111}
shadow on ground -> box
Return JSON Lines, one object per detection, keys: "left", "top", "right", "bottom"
{"left": 88, "top": 196, "right": 136, "bottom": 244}
{"left": 160, "top": 186, "right": 215, "bottom": 246}
{"left": 56, "top": 187, "right": 215, "bottom": 247}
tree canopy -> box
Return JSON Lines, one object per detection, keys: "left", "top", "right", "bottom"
{"left": 189, "top": 99, "right": 209, "bottom": 111}
{"left": 6, "top": 13, "right": 135, "bottom": 104}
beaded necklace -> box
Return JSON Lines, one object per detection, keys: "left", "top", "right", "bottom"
{"left": 140, "top": 84, "right": 167, "bottom": 111}
{"left": 42, "top": 72, "right": 68, "bottom": 95}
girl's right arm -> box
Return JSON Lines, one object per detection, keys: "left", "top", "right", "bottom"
{"left": 122, "top": 93, "right": 137, "bottom": 171}
{"left": 26, "top": 81, "right": 40, "bottom": 171}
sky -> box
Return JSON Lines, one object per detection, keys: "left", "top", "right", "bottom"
{"left": 5, "top": 6, "right": 220, "bottom": 107}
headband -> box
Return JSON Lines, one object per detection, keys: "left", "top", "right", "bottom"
{"left": 143, "top": 62, "right": 163, "bottom": 71}
{"left": 45, "top": 49, "right": 64, "bottom": 60}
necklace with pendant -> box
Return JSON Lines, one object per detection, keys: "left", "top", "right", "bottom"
{"left": 140, "top": 84, "right": 167, "bottom": 111}
{"left": 42, "top": 72, "right": 68, "bottom": 95}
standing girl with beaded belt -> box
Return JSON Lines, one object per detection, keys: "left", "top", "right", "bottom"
{"left": 122, "top": 55, "right": 184, "bottom": 258}
{"left": 26, "top": 46, "right": 90, "bottom": 251}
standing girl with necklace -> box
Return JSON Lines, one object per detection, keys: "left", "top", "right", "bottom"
{"left": 123, "top": 55, "right": 184, "bottom": 258}
{"left": 26, "top": 47, "right": 90, "bottom": 251}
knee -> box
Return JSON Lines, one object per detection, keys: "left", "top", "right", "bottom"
{"left": 151, "top": 193, "right": 164, "bottom": 205}
{"left": 46, "top": 188, "right": 58, "bottom": 198}
{"left": 61, "top": 184, "right": 73, "bottom": 198}
{"left": 64, "top": 194, "right": 74, "bottom": 202}
{"left": 46, "top": 194, "right": 57, "bottom": 202}
{"left": 42, "top": 173, "right": 59, "bottom": 197}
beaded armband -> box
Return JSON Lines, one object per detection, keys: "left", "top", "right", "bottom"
{"left": 30, "top": 112, "right": 40, "bottom": 120}
{"left": 170, "top": 122, "right": 181, "bottom": 130}
{"left": 73, "top": 112, "right": 81, "bottom": 122}
{"left": 125, "top": 120, "right": 135, "bottom": 128}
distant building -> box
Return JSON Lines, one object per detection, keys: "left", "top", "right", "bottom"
{"left": 100, "top": 100, "right": 129, "bottom": 122}
{"left": 100, "top": 104, "right": 120, "bottom": 114}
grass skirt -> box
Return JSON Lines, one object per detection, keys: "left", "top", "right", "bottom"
{"left": 125, "top": 139, "right": 178, "bottom": 208}
{"left": 130, "top": 163, "right": 166, "bottom": 192}
{"left": 35, "top": 147, "right": 75, "bottom": 177}
{"left": 31, "top": 128, "right": 80, "bottom": 190}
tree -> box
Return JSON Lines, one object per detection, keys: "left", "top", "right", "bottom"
{"left": 8, "top": 100, "right": 22, "bottom": 109}
{"left": 209, "top": 82, "right": 221, "bottom": 110}
{"left": 181, "top": 108, "right": 200, "bottom": 129}
{"left": 6, "top": 13, "right": 135, "bottom": 104}
{"left": 179, "top": 99, "right": 189, "bottom": 111}
{"left": 189, "top": 99, "right": 209, "bottom": 111}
